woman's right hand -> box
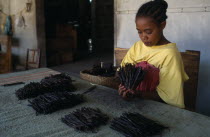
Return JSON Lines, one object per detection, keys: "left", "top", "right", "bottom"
{"left": 118, "top": 84, "right": 126, "bottom": 96}
{"left": 118, "top": 84, "right": 135, "bottom": 100}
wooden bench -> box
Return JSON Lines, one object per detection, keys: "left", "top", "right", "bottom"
{"left": 114, "top": 48, "right": 200, "bottom": 111}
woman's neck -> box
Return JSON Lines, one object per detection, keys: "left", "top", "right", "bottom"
{"left": 156, "top": 35, "right": 170, "bottom": 46}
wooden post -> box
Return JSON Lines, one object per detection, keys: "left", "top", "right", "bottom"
{"left": 0, "top": 35, "right": 12, "bottom": 74}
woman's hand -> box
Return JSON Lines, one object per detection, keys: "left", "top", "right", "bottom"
{"left": 118, "top": 84, "right": 162, "bottom": 102}
{"left": 118, "top": 84, "right": 136, "bottom": 100}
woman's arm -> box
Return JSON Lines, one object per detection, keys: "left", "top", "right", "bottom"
{"left": 119, "top": 84, "right": 164, "bottom": 103}
{"left": 140, "top": 91, "right": 163, "bottom": 102}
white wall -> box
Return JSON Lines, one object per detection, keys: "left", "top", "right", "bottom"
{"left": 10, "top": 0, "right": 37, "bottom": 65}
{"left": 0, "top": 0, "right": 10, "bottom": 34}
{"left": 0, "top": 0, "right": 37, "bottom": 65}
{"left": 114, "top": 0, "right": 210, "bottom": 116}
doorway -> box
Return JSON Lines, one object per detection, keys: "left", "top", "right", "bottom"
{"left": 36, "top": 0, "right": 114, "bottom": 67}
{"left": 44, "top": 0, "right": 91, "bottom": 67}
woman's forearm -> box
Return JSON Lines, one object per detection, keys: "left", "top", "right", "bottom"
{"left": 140, "top": 91, "right": 163, "bottom": 102}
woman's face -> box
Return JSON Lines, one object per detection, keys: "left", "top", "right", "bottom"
{"left": 136, "top": 16, "right": 164, "bottom": 46}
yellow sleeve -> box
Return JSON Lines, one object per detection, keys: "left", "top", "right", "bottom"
{"left": 121, "top": 44, "right": 137, "bottom": 66}
{"left": 157, "top": 50, "right": 185, "bottom": 108}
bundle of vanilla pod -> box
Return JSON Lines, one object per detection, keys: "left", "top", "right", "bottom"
{"left": 83, "top": 62, "right": 116, "bottom": 77}
{"left": 110, "top": 112, "right": 168, "bottom": 137}
{"left": 16, "top": 73, "right": 76, "bottom": 100}
{"left": 118, "top": 63, "right": 145, "bottom": 90}
{"left": 28, "top": 92, "right": 84, "bottom": 115}
{"left": 61, "top": 107, "right": 109, "bottom": 132}
{"left": 41, "top": 73, "right": 76, "bottom": 91}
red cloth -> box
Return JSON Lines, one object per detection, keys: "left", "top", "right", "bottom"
{"left": 136, "top": 61, "right": 160, "bottom": 92}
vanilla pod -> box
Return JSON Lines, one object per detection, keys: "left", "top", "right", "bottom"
{"left": 118, "top": 63, "right": 145, "bottom": 90}
{"left": 83, "top": 63, "right": 116, "bottom": 77}
{"left": 16, "top": 82, "right": 45, "bottom": 100}
{"left": 15, "top": 73, "right": 76, "bottom": 100}
{"left": 28, "top": 92, "right": 84, "bottom": 115}
{"left": 61, "top": 107, "right": 109, "bottom": 132}
{"left": 110, "top": 112, "right": 168, "bottom": 137}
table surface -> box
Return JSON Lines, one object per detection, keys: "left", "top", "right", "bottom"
{"left": 0, "top": 68, "right": 210, "bottom": 137}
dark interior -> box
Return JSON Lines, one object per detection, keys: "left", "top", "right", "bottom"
{"left": 44, "top": 0, "right": 92, "bottom": 67}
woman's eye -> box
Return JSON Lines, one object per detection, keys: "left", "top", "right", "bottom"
{"left": 146, "top": 31, "right": 152, "bottom": 34}
{"left": 138, "top": 31, "right": 142, "bottom": 34}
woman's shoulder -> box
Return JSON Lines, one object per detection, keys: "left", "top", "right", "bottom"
{"left": 132, "top": 40, "right": 143, "bottom": 47}
{"left": 131, "top": 40, "right": 144, "bottom": 50}
{"left": 127, "top": 40, "right": 143, "bottom": 52}
{"left": 161, "top": 43, "right": 180, "bottom": 55}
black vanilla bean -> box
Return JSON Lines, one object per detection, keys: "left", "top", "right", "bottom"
{"left": 28, "top": 92, "right": 84, "bottom": 115}
{"left": 61, "top": 107, "right": 109, "bottom": 132}
{"left": 16, "top": 73, "right": 76, "bottom": 100}
{"left": 110, "top": 112, "right": 168, "bottom": 137}
{"left": 118, "top": 63, "right": 145, "bottom": 90}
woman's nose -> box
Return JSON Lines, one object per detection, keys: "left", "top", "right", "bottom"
{"left": 141, "top": 34, "right": 148, "bottom": 41}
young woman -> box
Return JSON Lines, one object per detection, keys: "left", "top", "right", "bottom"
{"left": 118, "top": 0, "right": 188, "bottom": 108}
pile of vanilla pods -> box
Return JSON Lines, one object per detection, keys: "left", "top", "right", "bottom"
{"left": 28, "top": 92, "right": 84, "bottom": 115}
{"left": 83, "top": 63, "right": 116, "bottom": 77}
{"left": 118, "top": 63, "right": 145, "bottom": 90}
{"left": 15, "top": 73, "right": 76, "bottom": 100}
{"left": 61, "top": 107, "right": 109, "bottom": 132}
{"left": 110, "top": 112, "right": 167, "bottom": 137}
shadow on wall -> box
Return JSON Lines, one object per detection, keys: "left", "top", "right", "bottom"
{"left": 196, "top": 61, "right": 210, "bottom": 116}
{"left": 174, "top": 38, "right": 210, "bottom": 116}
{"left": 11, "top": 37, "right": 22, "bottom": 69}
{"left": 172, "top": 41, "right": 210, "bottom": 116}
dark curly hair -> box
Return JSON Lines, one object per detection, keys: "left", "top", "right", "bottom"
{"left": 136, "top": 0, "right": 168, "bottom": 23}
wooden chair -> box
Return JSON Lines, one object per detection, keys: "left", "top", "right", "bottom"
{"left": 182, "top": 50, "right": 200, "bottom": 111}
{"left": 114, "top": 48, "right": 200, "bottom": 111}
{"left": 25, "top": 49, "right": 41, "bottom": 70}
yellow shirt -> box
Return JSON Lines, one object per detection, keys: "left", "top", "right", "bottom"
{"left": 121, "top": 41, "right": 189, "bottom": 108}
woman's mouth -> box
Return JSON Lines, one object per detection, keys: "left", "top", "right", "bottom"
{"left": 144, "top": 42, "right": 151, "bottom": 46}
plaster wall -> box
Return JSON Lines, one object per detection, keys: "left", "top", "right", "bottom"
{"left": 10, "top": 0, "right": 37, "bottom": 65}
{"left": 0, "top": 0, "right": 38, "bottom": 65}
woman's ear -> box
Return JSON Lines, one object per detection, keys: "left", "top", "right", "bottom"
{"left": 160, "top": 21, "right": 166, "bottom": 30}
